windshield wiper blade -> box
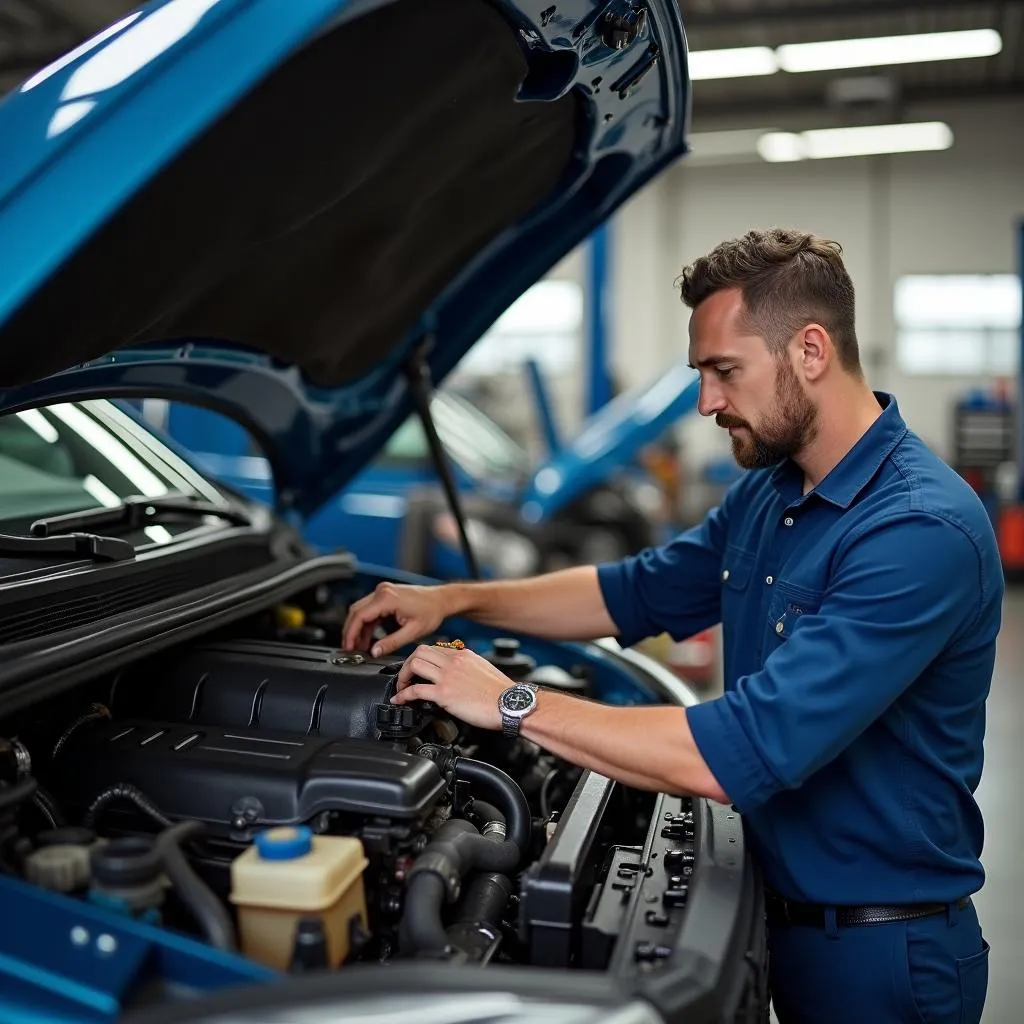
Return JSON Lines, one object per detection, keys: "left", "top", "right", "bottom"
{"left": 30, "top": 493, "right": 252, "bottom": 539}
{"left": 0, "top": 532, "right": 135, "bottom": 563}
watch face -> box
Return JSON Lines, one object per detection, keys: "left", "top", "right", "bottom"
{"left": 500, "top": 687, "right": 535, "bottom": 714}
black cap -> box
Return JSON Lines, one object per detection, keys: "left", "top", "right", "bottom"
{"left": 90, "top": 836, "right": 162, "bottom": 888}
{"left": 36, "top": 826, "right": 97, "bottom": 848}
{"left": 375, "top": 702, "right": 420, "bottom": 739}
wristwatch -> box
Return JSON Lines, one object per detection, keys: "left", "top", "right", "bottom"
{"left": 498, "top": 682, "right": 539, "bottom": 737}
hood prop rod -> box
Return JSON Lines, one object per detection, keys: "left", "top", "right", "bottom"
{"left": 404, "top": 343, "right": 480, "bottom": 579}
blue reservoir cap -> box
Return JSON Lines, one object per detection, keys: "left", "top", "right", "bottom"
{"left": 254, "top": 826, "right": 313, "bottom": 861}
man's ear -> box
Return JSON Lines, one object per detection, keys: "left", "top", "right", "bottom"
{"left": 798, "top": 324, "right": 830, "bottom": 382}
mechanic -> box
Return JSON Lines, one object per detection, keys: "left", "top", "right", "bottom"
{"left": 343, "top": 228, "right": 1000, "bottom": 1024}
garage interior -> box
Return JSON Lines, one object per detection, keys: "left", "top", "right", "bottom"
{"left": 0, "top": 0, "right": 1022, "bottom": 1020}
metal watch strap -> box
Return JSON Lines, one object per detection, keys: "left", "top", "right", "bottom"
{"left": 500, "top": 683, "right": 537, "bottom": 737}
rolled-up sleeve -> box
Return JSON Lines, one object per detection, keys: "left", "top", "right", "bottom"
{"left": 596, "top": 492, "right": 732, "bottom": 648}
{"left": 686, "top": 513, "right": 990, "bottom": 813}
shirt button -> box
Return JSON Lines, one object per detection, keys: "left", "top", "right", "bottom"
{"left": 766, "top": 576, "right": 774, "bottom": 585}
{"left": 775, "top": 621, "right": 784, "bottom": 634}
{"left": 784, "top": 517, "right": 794, "bottom": 527}
{"left": 721, "top": 569, "right": 730, "bottom": 581}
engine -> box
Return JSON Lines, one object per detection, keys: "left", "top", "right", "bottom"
{"left": 0, "top": 634, "right": 600, "bottom": 973}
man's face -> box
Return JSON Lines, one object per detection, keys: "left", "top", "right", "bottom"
{"left": 688, "top": 287, "right": 818, "bottom": 470}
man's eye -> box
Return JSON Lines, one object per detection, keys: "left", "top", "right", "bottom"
{"left": 717, "top": 367, "right": 735, "bottom": 380}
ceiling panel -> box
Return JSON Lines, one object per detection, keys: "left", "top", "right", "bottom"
{"left": 0, "top": 1, "right": 1020, "bottom": 124}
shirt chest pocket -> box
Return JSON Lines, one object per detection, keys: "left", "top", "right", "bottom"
{"left": 720, "top": 545, "right": 755, "bottom": 620}
{"left": 767, "top": 582, "right": 824, "bottom": 644}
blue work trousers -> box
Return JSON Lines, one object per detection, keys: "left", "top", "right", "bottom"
{"left": 769, "top": 899, "right": 989, "bottom": 1023}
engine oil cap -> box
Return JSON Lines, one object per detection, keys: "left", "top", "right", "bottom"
{"left": 255, "top": 826, "right": 313, "bottom": 861}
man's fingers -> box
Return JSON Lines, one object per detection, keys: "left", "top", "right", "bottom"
{"left": 391, "top": 682, "right": 436, "bottom": 705}
{"left": 343, "top": 608, "right": 372, "bottom": 650}
{"left": 396, "top": 649, "right": 443, "bottom": 688}
{"left": 343, "top": 593, "right": 395, "bottom": 650}
{"left": 342, "top": 590, "right": 380, "bottom": 643}
{"left": 372, "top": 621, "right": 424, "bottom": 659}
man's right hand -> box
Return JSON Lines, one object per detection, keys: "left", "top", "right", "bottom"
{"left": 342, "top": 581, "right": 449, "bottom": 657}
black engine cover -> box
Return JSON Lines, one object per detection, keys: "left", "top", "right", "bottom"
{"left": 109, "top": 640, "right": 405, "bottom": 740}
{"left": 54, "top": 719, "right": 446, "bottom": 834}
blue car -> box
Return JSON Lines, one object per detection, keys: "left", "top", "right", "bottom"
{"left": 0, "top": 2, "right": 766, "bottom": 1022}
{"left": 162, "top": 360, "right": 701, "bottom": 579}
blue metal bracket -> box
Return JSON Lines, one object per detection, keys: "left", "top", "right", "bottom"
{"left": 524, "top": 357, "right": 563, "bottom": 456}
{"left": 585, "top": 224, "right": 613, "bottom": 417}
{"left": 0, "top": 873, "right": 274, "bottom": 1022}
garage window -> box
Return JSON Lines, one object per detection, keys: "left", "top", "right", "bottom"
{"left": 895, "top": 274, "right": 1021, "bottom": 375}
{"left": 458, "top": 280, "right": 583, "bottom": 375}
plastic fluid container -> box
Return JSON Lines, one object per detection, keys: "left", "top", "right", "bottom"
{"left": 230, "top": 826, "right": 369, "bottom": 970}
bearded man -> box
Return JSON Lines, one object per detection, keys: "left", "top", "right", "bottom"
{"left": 344, "top": 228, "right": 1000, "bottom": 1024}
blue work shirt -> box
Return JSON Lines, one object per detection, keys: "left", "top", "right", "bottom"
{"left": 598, "top": 393, "right": 1002, "bottom": 905}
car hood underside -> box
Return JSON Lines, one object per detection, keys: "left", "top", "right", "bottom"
{"left": 0, "top": 0, "right": 689, "bottom": 515}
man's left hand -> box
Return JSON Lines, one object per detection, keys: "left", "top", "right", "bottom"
{"left": 392, "top": 644, "right": 511, "bottom": 731}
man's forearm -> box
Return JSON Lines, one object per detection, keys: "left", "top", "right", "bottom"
{"left": 519, "top": 688, "right": 730, "bottom": 803}
{"left": 440, "top": 566, "right": 619, "bottom": 641}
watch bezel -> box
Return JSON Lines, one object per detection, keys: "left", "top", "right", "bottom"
{"left": 498, "top": 682, "right": 538, "bottom": 720}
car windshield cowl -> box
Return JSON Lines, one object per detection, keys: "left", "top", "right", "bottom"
{"left": 30, "top": 492, "right": 253, "bottom": 539}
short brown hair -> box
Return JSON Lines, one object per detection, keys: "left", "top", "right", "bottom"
{"left": 677, "top": 228, "right": 860, "bottom": 373}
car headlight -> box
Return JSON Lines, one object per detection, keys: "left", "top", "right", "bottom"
{"left": 432, "top": 513, "right": 541, "bottom": 578}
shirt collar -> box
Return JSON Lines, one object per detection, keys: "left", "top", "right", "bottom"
{"left": 772, "top": 392, "right": 908, "bottom": 510}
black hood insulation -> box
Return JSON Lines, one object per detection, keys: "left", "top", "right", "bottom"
{"left": 0, "top": 0, "right": 577, "bottom": 388}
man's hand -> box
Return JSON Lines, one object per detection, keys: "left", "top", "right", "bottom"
{"left": 342, "top": 582, "right": 449, "bottom": 656}
{"left": 391, "top": 644, "right": 509, "bottom": 731}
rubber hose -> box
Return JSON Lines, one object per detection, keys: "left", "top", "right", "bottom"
{"left": 431, "top": 819, "right": 520, "bottom": 875}
{"left": 469, "top": 799, "right": 505, "bottom": 828}
{"left": 454, "top": 871, "right": 512, "bottom": 926}
{"left": 453, "top": 758, "right": 530, "bottom": 857}
{"left": 157, "top": 821, "right": 237, "bottom": 953}
{"left": 0, "top": 777, "right": 37, "bottom": 814}
{"left": 52, "top": 707, "right": 109, "bottom": 760}
{"left": 84, "top": 783, "right": 172, "bottom": 831}
{"left": 399, "top": 872, "right": 449, "bottom": 956}
{"left": 400, "top": 820, "right": 520, "bottom": 957}
{"left": 31, "top": 792, "right": 60, "bottom": 830}
{"left": 447, "top": 872, "right": 513, "bottom": 964}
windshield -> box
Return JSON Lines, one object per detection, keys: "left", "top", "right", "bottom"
{"left": 382, "top": 392, "right": 531, "bottom": 481}
{"left": 0, "top": 399, "right": 228, "bottom": 542}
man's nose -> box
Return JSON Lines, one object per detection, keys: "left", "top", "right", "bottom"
{"left": 697, "top": 380, "right": 726, "bottom": 417}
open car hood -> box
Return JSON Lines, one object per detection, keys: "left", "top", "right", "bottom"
{"left": 0, "top": 0, "right": 690, "bottom": 518}
{"left": 519, "top": 360, "right": 698, "bottom": 520}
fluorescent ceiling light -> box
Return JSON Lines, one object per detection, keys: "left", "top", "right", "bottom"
{"left": 776, "top": 29, "right": 1001, "bottom": 73}
{"left": 684, "top": 128, "right": 772, "bottom": 164}
{"left": 688, "top": 46, "right": 777, "bottom": 80}
{"left": 757, "top": 132, "right": 805, "bottom": 163}
{"left": 758, "top": 122, "right": 953, "bottom": 162}
{"left": 686, "top": 29, "right": 1001, "bottom": 81}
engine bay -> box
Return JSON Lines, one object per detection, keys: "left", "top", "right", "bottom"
{"left": 0, "top": 579, "right": 764, "bottom": 1021}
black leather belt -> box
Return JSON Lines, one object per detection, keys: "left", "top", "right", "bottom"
{"left": 766, "top": 892, "right": 971, "bottom": 928}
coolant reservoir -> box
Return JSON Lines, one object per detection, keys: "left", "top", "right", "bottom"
{"left": 230, "top": 826, "right": 368, "bottom": 970}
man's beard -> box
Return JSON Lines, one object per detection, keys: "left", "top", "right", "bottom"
{"left": 716, "top": 360, "right": 818, "bottom": 470}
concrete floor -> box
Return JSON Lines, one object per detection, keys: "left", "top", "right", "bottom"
{"left": 974, "top": 588, "right": 1024, "bottom": 1023}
